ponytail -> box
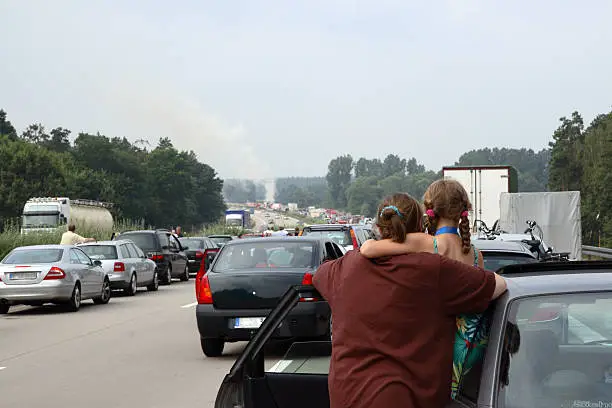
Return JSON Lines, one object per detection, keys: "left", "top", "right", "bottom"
{"left": 459, "top": 210, "right": 471, "bottom": 254}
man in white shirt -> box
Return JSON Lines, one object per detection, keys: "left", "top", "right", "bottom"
{"left": 60, "top": 224, "right": 96, "bottom": 245}
{"left": 272, "top": 226, "right": 289, "bottom": 236}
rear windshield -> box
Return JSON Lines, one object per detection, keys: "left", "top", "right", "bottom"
{"left": 178, "top": 238, "right": 203, "bottom": 249}
{"left": 301, "top": 229, "right": 352, "bottom": 246}
{"left": 118, "top": 233, "right": 157, "bottom": 251}
{"left": 80, "top": 245, "right": 118, "bottom": 260}
{"left": 210, "top": 236, "right": 232, "bottom": 247}
{"left": 482, "top": 252, "right": 538, "bottom": 271}
{"left": 2, "top": 249, "right": 63, "bottom": 264}
{"left": 213, "top": 241, "right": 316, "bottom": 272}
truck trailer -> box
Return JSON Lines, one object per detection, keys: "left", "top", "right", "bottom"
{"left": 225, "top": 209, "right": 251, "bottom": 229}
{"left": 442, "top": 165, "right": 518, "bottom": 232}
{"left": 20, "top": 197, "right": 114, "bottom": 234}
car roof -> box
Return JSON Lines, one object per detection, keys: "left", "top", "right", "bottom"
{"left": 11, "top": 244, "right": 71, "bottom": 250}
{"left": 225, "top": 236, "right": 323, "bottom": 245}
{"left": 303, "top": 224, "right": 351, "bottom": 230}
{"left": 79, "top": 240, "right": 130, "bottom": 246}
{"left": 501, "top": 261, "right": 612, "bottom": 298}
{"left": 471, "top": 238, "right": 535, "bottom": 255}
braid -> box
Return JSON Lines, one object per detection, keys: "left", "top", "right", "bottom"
{"left": 424, "top": 211, "right": 439, "bottom": 235}
{"left": 459, "top": 211, "right": 471, "bottom": 254}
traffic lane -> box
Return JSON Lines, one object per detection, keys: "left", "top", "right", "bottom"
{"left": 0, "top": 280, "right": 287, "bottom": 408}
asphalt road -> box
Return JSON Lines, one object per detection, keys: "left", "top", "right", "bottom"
{"left": 0, "top": 279, "right": 279, "bottom": 408}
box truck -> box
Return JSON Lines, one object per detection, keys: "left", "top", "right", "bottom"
{"left": 225, "top": 209, "right": 251, "bottom": 229}
{"left": 20, "top": 197, "right": 114, "bottom": 234}
{"left": 442, "top": 165, "right": 518, "bottom": 232}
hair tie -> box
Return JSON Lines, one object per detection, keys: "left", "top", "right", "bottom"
{"left": 461, "top": 210, "right": 469, "bottom": 217}
{"left": 426, "top": 209, "right": 435, "bottom": 218}
{"left": 380, "top": 205, "right": 402, "bottom": 218}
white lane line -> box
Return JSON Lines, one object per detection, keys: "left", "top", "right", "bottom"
{"left": 0, "top": 367, "right": 6, "bottom": 371}
{"left": 181, "top": 302, "right": 197, "bottom": 309}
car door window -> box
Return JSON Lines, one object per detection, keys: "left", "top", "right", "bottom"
{"left": 132, "top": 244, "right": 145, "bottom": 258}
{"left": 168, "top": 235, "right": 179, "bottom": 251}
{"left": 324, "top": 242, "right": 338, "bottom": 260}
{"left": 157, "top": 232, "right": 169, "bottom": 249}
{"left": 75, "top": 249, "right": 92, "bottom": 265}
{"left": 331, "top": 243, "right": 344, "bottom": 258}
{"left": 125, "top": 243, "right": 139, "bottom": 258}
{"left": 118, "top": 244, "right": 129, "bottom": 259}
{"left": 70, "top": 250, "right": 81, "bottom": 264}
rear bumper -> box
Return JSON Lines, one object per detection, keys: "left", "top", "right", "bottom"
{"left": 196, "top": 301, "right": 330, "bottom": 341}
{"left": 108, "top": 273, "right": 130, "bottom": 289}
{"left": 0, "top": 280, "right": 74, "bottom": 304}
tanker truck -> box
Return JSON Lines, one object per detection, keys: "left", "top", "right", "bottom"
{"left": 20, "top": 197, "right": 114, "bottom": 235}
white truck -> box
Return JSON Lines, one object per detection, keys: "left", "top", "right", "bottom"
{"left": 442, "top": 165, "right": 518, "bottom": 232}
{"left": 20, "top": 197, "right": 114, "bottom": 234}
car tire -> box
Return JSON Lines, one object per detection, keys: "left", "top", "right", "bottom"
{"left": 125, "top": 273, "right": 137, "bottom": 296}
{"left": 93, "top": 279, "right": 112, "bottom": 305}
{"left": 0, "top": 304, "right": 9, "bottom": 314}
{"left": 147, "top": 270, "right": 159, "bottom": 291}
{"left": 164, "top": 265, "right": 173, "bottom": 285}
{"left": 201, "top": 338, "right": 225, "bottom": 357}
{"left": 180, "top": 264, "right": 189, "bottom": 282}
{"left": 67, "top": 283, "right": 81, "bottom": 312}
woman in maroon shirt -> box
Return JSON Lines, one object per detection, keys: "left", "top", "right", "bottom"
{"left": 313, "top": 193, "right": 507, "bottom": 408}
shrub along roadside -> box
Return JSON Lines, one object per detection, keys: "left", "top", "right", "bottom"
{"left": 0, "top": 221, "right": 249, "bottom": 259}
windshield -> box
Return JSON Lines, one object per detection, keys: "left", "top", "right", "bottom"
{"left": 502, "top": 292, "right": 612, "bottom": 408}
{"left": 79, "top": 245, "right": 118, "bottom": 260}
{"left": 22, "top": 214, "right": 60, "bottom": 228}
{"left": 2, "top": 249, "right": 63, "bottom": 264}
{"left": 301, "top": 229, "right": 351, "bottom": 246}
{"left": 118, "top": 233, "right": 156, "bottom": 252}
{"left": 213, "top": 241, "right": 315, "bottom": 272}
{"left": 482, "top": 252, "right": 538, "bottom": 271}
{"left": 178, "top": 238, "right": 203, "bottom": 249}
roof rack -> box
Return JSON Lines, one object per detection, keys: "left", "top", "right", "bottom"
{"left": 500, "top": 260, "right": 612, "bottom": 276}
{"left": 72, "top": 199, "right": 114, "bottom": 208}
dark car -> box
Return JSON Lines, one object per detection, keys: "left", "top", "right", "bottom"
{"left": 114, "top": 229, "right": 189, "bottom": 285}
{"left": 194, "top": 236, "right": 346, "bottom": 357}
{"left": 299, "top": 224, "right": 375, "bottom": 251}
{"left": 471, "top": 239, "right": 539, "bottom": 270}
{"left": 208, "top": 234, "right": 236, "bottom": 248}
{"left": 178, "top": 236, "right": 220, "bottom": 276}
{"left": 214, "top": 261, "right": 612, "bottom": 408}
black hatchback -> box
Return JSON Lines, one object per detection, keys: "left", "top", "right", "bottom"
{"left": 194, "top": 236, "right": 346, "bottom": 357}
{"left": 178, "top": 236, "right": 220, "bottom": 276}
{"left": 114, "top": 229, "right": 189, "bottom": 285}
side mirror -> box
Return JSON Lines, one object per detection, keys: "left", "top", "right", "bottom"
{"left": 93, "top": 260, "right": 102, "bottom": 267}
{"left": 182, "top": 246, "right": 189, "bottom": 251}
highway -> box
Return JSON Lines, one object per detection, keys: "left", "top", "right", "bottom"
{"left": 0, "top": 280, "right": 281, "bottom": 408}
{"left": 252, "top": 209, "right": 301, "bottom": 232}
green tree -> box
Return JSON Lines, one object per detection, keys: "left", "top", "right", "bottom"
{"left": 382, "top": 154, "right": 406, "bottom": 177}
{"left": 0, "top": 110, "right": 18, "bottom": 140}
{"left": 548, "top": 112, "right": 584, "bottom": 191}
{"left": 345, "top": 176, "right": 382, "bottom": 216}
{"left": 326, "top": 155, "right": 353, "bottom": 208}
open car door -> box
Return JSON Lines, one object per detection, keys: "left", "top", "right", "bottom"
{"left": 215, "top": 285, "right": 331, "bottom": 408}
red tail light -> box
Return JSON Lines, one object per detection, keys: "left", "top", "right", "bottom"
{"left": 350, "top": 229, "right": 358, "bottom": 248}
{"left": 150, "top": 254, "right": 163, "bottom": 261}
{"left": 196, "top": 273, "right": 213, "bottom": 304}
{"left": 44, "top": 266, "right": 66, "bottom": 280}
{"left": 299, "top": 272, "right": 320, "bottom": 302}
{"left": 529, "top": 306, "right": 562, "bottom": 323}
{"left": 114, "top": 262, "right": 125, "bottom": 272}
{"left": 195, "top": 251, "right": 204, "bottom": 260}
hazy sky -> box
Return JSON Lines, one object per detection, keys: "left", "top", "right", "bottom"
{"left": 1, "top": 1, "right": 611, "bottom": 179}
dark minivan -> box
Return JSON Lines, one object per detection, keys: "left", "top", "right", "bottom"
{"left": 114, "top": 229, "right": 189, "bottom": 284}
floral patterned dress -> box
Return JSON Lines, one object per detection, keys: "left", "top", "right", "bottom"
{"left": 433, "top": 238, "right": 489, "bottom": 399}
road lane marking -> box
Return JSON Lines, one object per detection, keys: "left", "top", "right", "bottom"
{"left": 181, "top": 302, "right": 197, "bottom": 309}
{"left": 0, "top": 367, "right": 6, "bottom": 371}
{"left": 569, "top": 315, "right": 607, "bottom": 343}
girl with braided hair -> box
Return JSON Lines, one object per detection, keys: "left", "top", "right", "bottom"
{"left": 360, "top": 179, "right": 489, "bottom": 400}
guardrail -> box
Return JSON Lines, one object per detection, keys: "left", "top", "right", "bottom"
{"left": 582, "top": 245, "right": 612, "bottom": 259}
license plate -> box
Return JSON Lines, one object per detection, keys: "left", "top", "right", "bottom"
{"left": 9, "top": 272, "right": 37, "bottom": 280}
{"left": 234, "top": 317, "right": 265, "bottom": 329}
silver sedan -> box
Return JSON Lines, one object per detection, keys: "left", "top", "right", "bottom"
{"left": 0, "top": 244, "right": 111, "bottom": 314}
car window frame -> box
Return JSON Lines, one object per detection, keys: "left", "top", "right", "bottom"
{"left": 74, "top": 248, "right": 93, "bottom": 265}
{"left": 69, "top": 249, "right": 81, "bottom": 264}
{"left": 125, "top": 243, "right": 139, "bottom": 258}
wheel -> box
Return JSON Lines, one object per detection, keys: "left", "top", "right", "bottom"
{"left": 67, "top": 283, "right": 81, "bottom": 312}
{"left": 200, "top": 338, "right": 225, "bottom": 357}
{"left": 180, "top": 264, "right": 189, "bottom": 281}
{"left": 147, "top": 270, "right": 159, "bottom": 291}
{"left": 124, "top": 273, "right": 137, "bottom": 296}
{"left": 164, "top": 265, "right": 173, "bottom": 285}
{"left": 93, "top": 279, "right": 111, "bottom": 304}
{"left": 0, "top": 303, "right": 10, "bottom": 314}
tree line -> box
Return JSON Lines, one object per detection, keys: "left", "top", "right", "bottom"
{"left": 0, "top": 109, "right": 226, "bottom": 230}
{"left": 222, "top": 179, "right": 266, "bottom": 203}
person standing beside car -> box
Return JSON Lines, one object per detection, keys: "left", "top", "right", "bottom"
{"left": 60, "top": 224, "right": 96, "bottom": 245}
{"left": 312, "top": 193, "right": 507, "bottom": 408}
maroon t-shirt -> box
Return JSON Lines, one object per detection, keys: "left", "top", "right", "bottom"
{"left": 313, "top": 250, "right": 496, "bottom": 408}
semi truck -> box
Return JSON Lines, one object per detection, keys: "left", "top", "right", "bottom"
{"left": 225, "top": 209, "right": 251, "bottom": 229}
{"left": 442, "top": 165, "right": 518, "bottom": 232}
{"left": 20, "top": 197, "right": 114, "bottom": 234}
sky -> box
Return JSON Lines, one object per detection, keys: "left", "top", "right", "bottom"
{"left": 1, "top": 0, "right": 611, "bottom": 180}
